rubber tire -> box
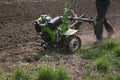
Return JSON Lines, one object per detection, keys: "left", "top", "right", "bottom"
{"left": 64, "top": 35, "right": 81, "bottom": 52}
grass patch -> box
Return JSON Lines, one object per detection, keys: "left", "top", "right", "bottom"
{"left": 56, "top": 66, "right": 70, "bottom": 80}
{"left": 36, "top": 65, "right": 70, "bottom": 80}
{"left": 105, "top": 74, "right": 120, "bottom": 80}
{"left": 12, "top": 69, "right": 31, "bottom": 80}
{"left": 94, "top": 57, "right": 111, "bottom": 71}
{"left": 77, "top": 48, "right": 100, "bottom": 59}
{"left": 1, "top": 40, "right": 120, "bottom": 80}
{"left": 36, "top": 66, "right": 57, "bottom": 80}
{"left": 77, "top": 40, "right": 120, "bottom": 79}
{"left": 1, "top": 64, "right": 70, "bottom": 80}
{"left": 113, "top": 46, "right": 120, "bottom": 57}
{"left": 0, "top": 71, "right": 3, "bottom": 79}
{"left": 115, "top": 76, "right": 120, "bottom": 80}
{"left": 83, "top": 77, "right": 94, "bottom": 80}
{"left": 77, "top": 41, "right": 119, "bottom": 59}
{"left": 112, "top": 57, "right": 120, "bottom": 70}
{"left": 93, "top": 40, "right": 119, "bottom": 50}
{"left": 105, "top": 74, "right": 115, "bottom": 80}
{"left": 78, "top": 40, "right": 120, "bottom": 59}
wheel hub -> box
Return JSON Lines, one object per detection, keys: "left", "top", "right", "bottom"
{"left": 70, "top": 38, "right": 79, "bottom": 51}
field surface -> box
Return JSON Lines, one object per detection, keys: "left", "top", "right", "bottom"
{"left": 0, "top": 0, "right": 120, "bottom": 79}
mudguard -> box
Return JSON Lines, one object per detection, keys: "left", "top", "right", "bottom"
{"left": 64, "top": 28, "right": 78, "bottom": 35}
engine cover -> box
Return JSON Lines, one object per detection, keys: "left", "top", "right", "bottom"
{"left": 48, "top": 16, "right": 62, "bottom": 29}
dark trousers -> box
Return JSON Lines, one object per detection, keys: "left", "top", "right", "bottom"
{"left": 94, "top": 0, "right": 114, "bottom": 40}
{"left": 94, "top": 19, "right": 114, "bottom": 40}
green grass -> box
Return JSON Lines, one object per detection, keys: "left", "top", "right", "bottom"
{"left": 56, "top": 66, "right": 70, "bottom": 80}
{"left": 115, "top": 76, "right": 120, "bottom": 80}
{"left": 0, "top": 65, "right": 70, "bottom": 80}
{"left": 105, "top": 74, "right": 115, "bottom": 80}
{"left": 77, "top": 48, "right": 100, "bottom": 59}
{"left": 94, "top": 57, "right": 111, "bottom": 71}
{"left": 36, "top": 66, "right": 57, "bottom": 80}
{"left": 78, "top": 40, "right": 120, "bottom": 59}
{"left": 93, "top": 40, "right": 119, "bottom": 50}
{"left": 12, "top": 69, "right": 31, "bottom": 80}
{"left": 36, "top": 65, "right": 70, "bottom": 80}
{"left": 77, "top": 41, "right": 119, "bottom": 59}
{"left": 105, "top": 74, "right": 120, "bottom": 80}
{"left": 0, "top": 71, "right": 3, "bottom": 79}
{"left": 84, "top": 78, "right": 94, "bottom": 80}
{"left": 113, "top": 46, "right": 120, "bottom": 57}
{"left": 77, "top": 40, "right": 120, "bottom": 79}
{"left": 1, "top": 40, "right": 120, "bottom": 80}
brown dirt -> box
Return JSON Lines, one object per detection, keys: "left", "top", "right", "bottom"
{"left": 0, "top": 0, "right": 120, "bottom": 79}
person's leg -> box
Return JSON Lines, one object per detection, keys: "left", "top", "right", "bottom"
{"left": 96, "top": 0, "right": 110, "bottom": 21}
{"left": 94, "top": 0, "right": 110, "bottom": 43}
{"left": 94, "top": 21, "right": 103, "bottom": 42}
{"left": 94, "top": 2, "right": 104, "bottom": 42}
{"left": 103, "top": 19, "right": 114, "bottom": 36}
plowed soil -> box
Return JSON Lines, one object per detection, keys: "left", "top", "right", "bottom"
{"left": 0, "top": 0, "right": 120, "bottom": 79}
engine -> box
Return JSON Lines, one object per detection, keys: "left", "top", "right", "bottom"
{"left": 34, "top": 15, "right": 51, "bottom": 32}
{"left": 34, "top": 15, "right": 62, "bottom": 43}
